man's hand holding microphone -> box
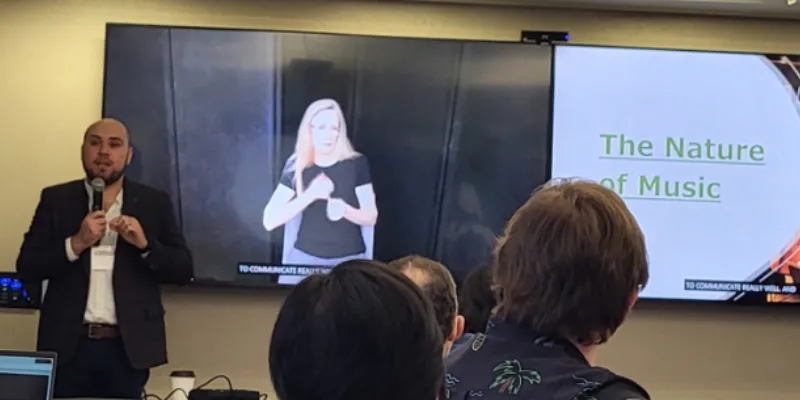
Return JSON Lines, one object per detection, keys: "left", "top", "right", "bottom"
{"left": 70, "top": 211, "right": 107, "bottom": 255}
{"left": 69, "top": 178, "right": 149, "bottom": 256}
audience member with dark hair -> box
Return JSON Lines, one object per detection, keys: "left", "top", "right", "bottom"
{"left": 446, "top": 179, "right": 650, "bottom": 400}
{"left": 270, "top": 259, "right": 445, "bottom": 400}
{"left": 452, "top": 265, "right": 495, "bottom": 350}
{"left": 389, "top": 255, "right": 464, "bottom": 356}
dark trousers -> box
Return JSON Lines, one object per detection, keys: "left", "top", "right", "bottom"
{"left": 54, "top": 337, "right": 149, "bottom": 399}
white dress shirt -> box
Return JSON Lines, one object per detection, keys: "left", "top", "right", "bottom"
{"left": 65, "top": 182, "right": 122, "bottom": 325}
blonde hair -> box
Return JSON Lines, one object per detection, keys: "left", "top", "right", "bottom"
{"left": 290, "top": 98, "right": 357, "bottom": 193}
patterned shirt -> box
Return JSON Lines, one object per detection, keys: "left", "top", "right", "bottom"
{"left": 444, "top": 319, "right": 649, "bottom": 400}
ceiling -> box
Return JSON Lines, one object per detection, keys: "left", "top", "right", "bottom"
{"left": 411, "top": 0, "right": 800, "bottom": 19}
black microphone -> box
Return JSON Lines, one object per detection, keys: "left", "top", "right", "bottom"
{"left": 90, "top": 178, "right": 105, "bottom": 212}
{"left": 90, "top": 178, "right": 105, "bottom": 247}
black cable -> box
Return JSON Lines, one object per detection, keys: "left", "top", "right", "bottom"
{"left": 139, "top": 374, "right": 232, "bottom": 400}
{"left": 140, "top": 374, "right": 270, "bottom": 400}
{"left": 163, "top": 388, "right": 190, "bottom": 400}
{"left": 141, "top": 389, "right": 188, "bottom": 400}
{"left": 195, "top": 374, "right": 234, "bottom": 391}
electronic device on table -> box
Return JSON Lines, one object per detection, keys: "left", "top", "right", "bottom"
{"left": 0, "top": 350, "right": 56, "bottom": 400}
{"left": 0, "top": 272, "right": 40, "bottom": 309}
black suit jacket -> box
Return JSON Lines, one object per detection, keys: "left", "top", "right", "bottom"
{"left": 15, "top": 179, "right": 194, "bottom": 370}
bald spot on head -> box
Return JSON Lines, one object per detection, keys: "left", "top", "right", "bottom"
{"left": 388, "top": 256, "right": 458, "bottom": 341}
{"left": 84, "top": 118, "right": 129, "bottom": 144}
{"left": 402, "top": 266, "right": 432, "bottom": 287}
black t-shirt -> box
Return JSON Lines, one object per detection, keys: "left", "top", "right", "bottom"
{"left": 279, "top": 154, "right": 371, "bottom": 259}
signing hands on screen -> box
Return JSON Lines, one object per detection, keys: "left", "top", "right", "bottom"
{"left": 327, "top": 198, "right": 346, "bottom": 221}
{"left": 263, "top": 172, "right": 337, "bottom": 231}
{"left": 307, "top": 173, "right": 334, "bottom": 200}
{"left": 307, "top": 173, "right": 348, "bottom": 222}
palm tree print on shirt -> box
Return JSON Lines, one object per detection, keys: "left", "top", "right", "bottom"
{"left": 445, "top": 373, "right": 460, "bottom": 399}
{"left": 573, "top": 375, "right": 601, "bottom": 400}
{"left": 488, "top": 360, "right": 541, "bottom": 395}
{"left": 533, "top": 336, "right": 556, "bottom": 348}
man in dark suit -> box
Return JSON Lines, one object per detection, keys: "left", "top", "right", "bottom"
{"left": 16, "top": 118, "right": 194, "bottom": 398}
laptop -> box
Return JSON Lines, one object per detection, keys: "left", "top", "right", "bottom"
{"left": 0, "top": 350, "right": 57, "bottom": 400}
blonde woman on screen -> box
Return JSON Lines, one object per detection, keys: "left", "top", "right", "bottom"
{"left": 263, "top": 98, "right": 377, "bottom": 266}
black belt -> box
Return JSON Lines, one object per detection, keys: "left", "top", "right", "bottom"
{"left": 83, "top": 323, "right": 120, "bottom": 339}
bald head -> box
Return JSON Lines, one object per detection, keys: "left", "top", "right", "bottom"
{"left": 389, "top": 255, "right": 460, "bottom": 351}
{"left": 81, "top": 118, "right": 132, "bottom": 186}
{"left": 83, "top": 118, "right": 129, "bottom": 144}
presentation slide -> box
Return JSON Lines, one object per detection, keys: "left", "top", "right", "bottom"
{"left": 552, "top": 45, "right": 800, "bottom": 303}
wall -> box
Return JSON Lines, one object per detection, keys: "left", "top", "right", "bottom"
{"left": 1, "top": 0, "right": 799, "bottom": 399}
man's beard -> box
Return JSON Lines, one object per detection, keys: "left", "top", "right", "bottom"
{"left": 83, "top": 163, "right": 126, "bottom": 186}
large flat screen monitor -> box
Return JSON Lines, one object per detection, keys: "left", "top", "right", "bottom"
{"left": 551, "top": 44, "right": 800, "bottom": 304}
{"left": 102, "top": 24, "right": 552, "bottom": 287}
